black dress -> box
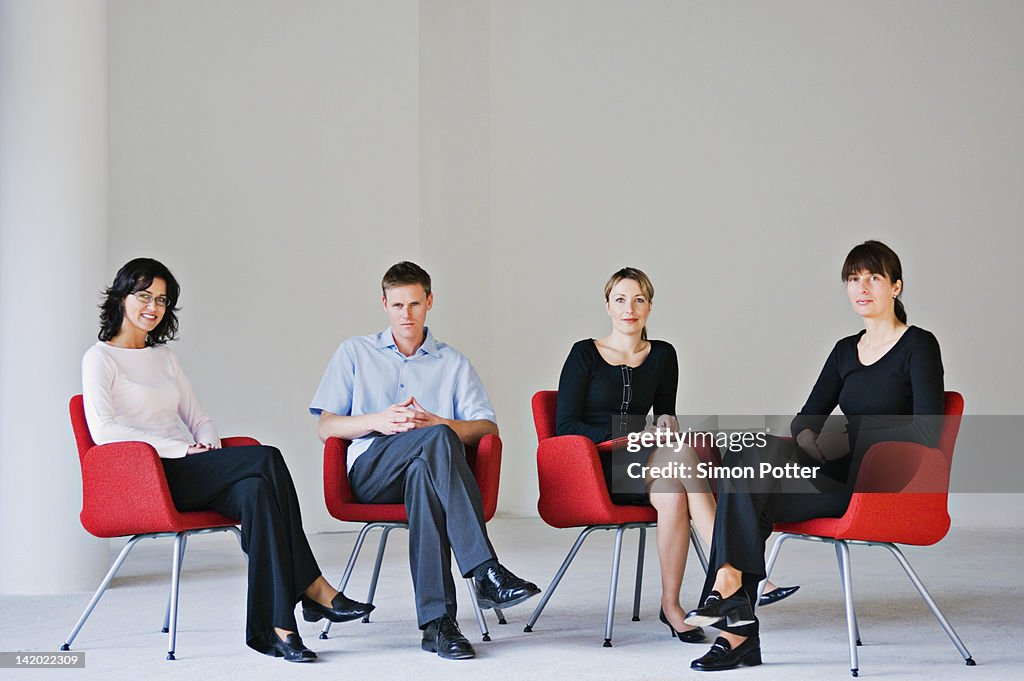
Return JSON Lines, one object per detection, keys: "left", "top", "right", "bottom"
{"left": 702, "top": 325, "right": 944, "bottom": 636}
{"left": 556, "top": 338, "right": 678, "bottom": 504}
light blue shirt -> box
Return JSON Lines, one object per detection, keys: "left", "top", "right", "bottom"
{"left": 310, "top": 327, "right": 497, "bottom": 470}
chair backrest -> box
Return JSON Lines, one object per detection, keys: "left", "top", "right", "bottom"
{"left": 69, "top": 395, "right": 97, "bottom": 463}
{"left": 937, "top": 391, "right": 964, "bottom": 470}
{"left": 532, "top": 390, "right": 559, "bottom": 443}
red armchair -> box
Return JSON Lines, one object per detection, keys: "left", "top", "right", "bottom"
{"left": 524, "top": 390, "right": 712, "bottom": 647}
{"left": 760, "top": 391, "right": 974, "bottom": 676}
{"left": 318, "top": 433, "right": 504, "bottom": 641}
{"left": 61, "top": 395, "right": 257, "bottom": 660}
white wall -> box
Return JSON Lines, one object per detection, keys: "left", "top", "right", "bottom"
{"left": 104, "top": 0, "right": 1024, "bottom": 531}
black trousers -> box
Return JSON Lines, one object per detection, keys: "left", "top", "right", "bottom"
{"left": 348, "top": 425, "right": 496, "bottom": 628}
{"left": 700, "top": 437, "right": 853, "bottom": 637}
{"left": 162, "top": 445, "right": 322, "bottom": 654}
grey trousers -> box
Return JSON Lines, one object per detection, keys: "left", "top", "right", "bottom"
{"left": 348, "top": 425, "right": 496, "bottom": 627}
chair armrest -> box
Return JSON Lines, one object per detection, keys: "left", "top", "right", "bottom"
{"left": 853, "top": 441, "right": 949, "bottom": 494}
{"left": 79, "top": 442, "right": 179, "bottom": 537}
{"left": 222, "top": 436, "right": 261, "bottom": 448}
{"left": 470, "top": 434, "right": 502, "bottom": 522}
{"left": 536, "top": 435, "right": 617, "bottom": 527}
{"left": 323, "top": 437, "right": 356, "bottom": 519}
{"left": 837, "top": 441, "right": 951, "bottom": 545}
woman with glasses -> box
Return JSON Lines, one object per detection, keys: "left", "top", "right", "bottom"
{"left": 81, "top": 257, "right": 372, "bottom": 662}
{"left": 555, "top": 267, "right": 795, "bottom": 646}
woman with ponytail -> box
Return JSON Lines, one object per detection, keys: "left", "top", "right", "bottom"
{"left": 684, "top": 240, "right": 945, "bottom": 671}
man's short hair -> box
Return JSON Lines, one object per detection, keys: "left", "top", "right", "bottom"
{"left": 382, "top": 261, "right": 432, "bottom": 297}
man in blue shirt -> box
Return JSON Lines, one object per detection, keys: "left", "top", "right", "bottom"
{"left": 310, "top": 261, "right": 539, "bottom": 660}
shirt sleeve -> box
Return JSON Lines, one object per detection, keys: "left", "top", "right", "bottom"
{"left": 790, "top": 342, "right": 843, "bottom": 439}
{"left": 652, "top": 342, "right": 679, "bottom": 417}
{"left": 169, "top": 352, "right": 220, "bottom": 447}
{"left": 452, "top": 357, "right": 497, "bottom": 424}
{"left": 309, "top": 341, "right": 356, "bottom": 417}
{"left": 82, "top": 347, "right": 192, "bottom": 459}
{"left": 556, "top": 341, "right": 613, "bottom": 443}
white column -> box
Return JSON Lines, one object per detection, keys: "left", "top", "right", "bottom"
{"left": 0, "top": 0, "right": 110, "bottom": 593}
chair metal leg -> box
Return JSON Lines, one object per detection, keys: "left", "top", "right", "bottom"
{"left": 320, "top": 522, "right": 379, "bottom": 639}
{"left": 834, "top": 541, "right": 860, "bottom": 677}
{"left": 362, "top": 526, "right": 395, "bottom": 623}
{"left": 881, "top": 543, "right": 975, "bottom": 666}
{"left": 493, "top": 606, "right": 506, "bottom": 625}
{"left": 631, "top": 527, "right": 646, "bottom": 621}
{"left": 524, "top": 526, "right": 601, "bottom": 632}
{"left": 464, "top": 577, "right": 492, "bottom": 641}
{"left": 165, "top": 532, "right": 186, "bottom": 660}
{"left": 758, "top": 532, "right": 796, "bottom": 602}
{"left": 61, "top": 535, "right": 146, "bottom": 651}
{"left": 691, "top": 525, "right": 709, "bottom": 575}
{"left": 603, "top": 526, "right": 627, "bottom": 647}
{"left": 162, "top": 534, "right": 189, "bottom": 633}
{"left": 834, "top": 541, "right": 861, "bottom": 646}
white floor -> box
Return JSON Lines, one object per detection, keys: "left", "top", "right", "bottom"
{"left": 1, "top": 518, "right": 1020, "bottom": 681}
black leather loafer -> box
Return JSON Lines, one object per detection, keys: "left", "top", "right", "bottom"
{"left": 421, "top": 614, "right": 475, "bottom": 660}
{"left": 758, "top": 584, "right": 800, "bottom": 607}
{"left": 474, "top": 564, "right": 541, "bottom": 610}
{"left": 691, "top": 636, "right": 762, "bottom": 671}
{"left": 659, "top": 608, "right": 707, "bottom": 643}
{"left": 301, "top": 592, "right": 375, "bottom": 623}
{"left": 270, "top": 632, "right": 317, "bottom": 662}
{"left": 684, "top": 589, "right": 755, "bottom": 628}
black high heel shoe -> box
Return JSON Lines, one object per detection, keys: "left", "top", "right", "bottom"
{"left": 659, "top": 608, "right": 706, "bottom": 643}
{"left": 684, "top": 588, "right": 755, "bottom": 628}
{"left": 758, "top": 584, "right": 799, "bottom": 607}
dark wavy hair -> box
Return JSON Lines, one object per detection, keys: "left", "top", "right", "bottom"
{"left": 841, "top": 240, "right": 907, "bottom": 324}
{"left": 98, "top": 258, "right": 181, "bottom": 346}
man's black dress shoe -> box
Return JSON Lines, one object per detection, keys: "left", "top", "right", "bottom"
{"left": 270, "top": 632, "right": 317, "bottom": 662}
{"left": 474, "top": 564, "right": 541, "bottom": 609}
{"left": 684, "top": 589, "right": 755, "bottom": 628}
{"left": 659, "top": 608, "right": 707, "bottom": 643}
{"left": 421, "top": 614, "right": 475, "bottom": 660}
{"left": 758, "top": 584, "right": 800, "bottom": 607}
{"left": 301, "top": 592, "right": 375, "bottom": 623}
{"left": 691, "top": 636, "right": 762, "bottom": 671}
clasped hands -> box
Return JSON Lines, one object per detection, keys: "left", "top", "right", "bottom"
{"left": 374, "top": 397, "right": 447, "bottom": 436}
{"left": 796, "top": 429, "right": 849, "bottom": 463}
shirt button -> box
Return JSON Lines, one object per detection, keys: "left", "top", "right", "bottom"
{"left": 400, "top": 384, "right": 405, "bottom": 388}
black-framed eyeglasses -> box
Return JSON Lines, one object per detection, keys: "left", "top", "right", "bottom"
{"left": 133, "top": 292, "right": 171, "bottom": 307}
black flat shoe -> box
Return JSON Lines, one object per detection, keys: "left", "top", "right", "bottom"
{"left": 691, "top": 636, "right": 762, "bottom": 671}
{"left": 684, "top": 589, "right": 755, "bottom": 628}
{"left": 659, "top": 608, "right": 707, "bottom": 643}
{"left": 421, "top": 614, "right": 475, "bottom": 660}
{"left": 301, "top": 592, "right": 375, "bottom": 623}
{"left": 270, "top": 632, "right": 317, "bottom": 662}
{"left": 758, "top": 584, "right": 800, "bottom": 607}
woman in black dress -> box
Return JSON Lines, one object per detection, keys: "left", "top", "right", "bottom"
{"left": 556, "top": 267, "right": 792, "bottom": 644}
{"left": 684, "top": 241, "right": 945, "bottom": 671}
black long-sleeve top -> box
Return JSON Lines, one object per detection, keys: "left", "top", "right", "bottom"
{"left": 790, "top": 325, "right": 945, "bottom": 481}
{"left": 556, "top": 339, "right": 678, "bottom": 443}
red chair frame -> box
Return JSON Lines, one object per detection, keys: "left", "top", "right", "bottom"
{"left": 318, "top": 433, "right": 505, "bottom": 641}
{"left": 61, "top": 395, "right": 257, "bottom": 660}
{"left": 524, "top": 390, "right": 712, "bottom": 647}
{"left": 759, "top": 391, "right": 975, "bottom": 676}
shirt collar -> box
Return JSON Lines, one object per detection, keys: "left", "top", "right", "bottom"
{"left": 377, "top": 326, "right": 440, "bottom": 357}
